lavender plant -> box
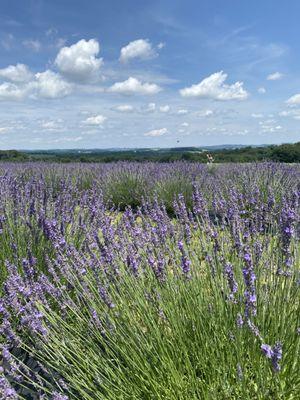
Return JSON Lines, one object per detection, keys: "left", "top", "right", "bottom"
{"left": 0, "top": 162, "right": 299, "bottom": 399}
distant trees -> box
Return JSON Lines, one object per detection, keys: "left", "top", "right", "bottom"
{"left": 0, "top": 150, "right": 28, "bottom": 160}
{"left": 1, "top": 142, "right": 300, "bottom": 163}
{"left": 270, "top": 142, "right": 300, "bottom": 163}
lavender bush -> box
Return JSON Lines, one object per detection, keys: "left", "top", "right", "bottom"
{"left": 0, "top": 162, "right": 299, "bottom": 399}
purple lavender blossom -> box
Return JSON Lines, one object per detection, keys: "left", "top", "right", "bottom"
{"left": 224, "top": 262, "right": 238, "bottom": 301}
{"left": 278, "top": 204, "right": 297, "bottom": 273}
{"left": 261, "top": 342, "right": 283, "bottom": 372}
{"left": 236, "top": 313, "right": 244, "bottom": 328}
{"left": 178, "top": 240, "right": 191, "bottom": 278}
{"left": 261, "top": 343, "right": 273, "bottom": 358}
{"left": 0, "top": 375, "right": 18, "bottom": 399}
{"left": 242, "top": 251, "right": 257, "bottom": 317}
{"left": 51, "top": 392, "right": 69, "bottom": 400}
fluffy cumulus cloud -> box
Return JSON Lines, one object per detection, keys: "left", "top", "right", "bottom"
{"left": 0, "top": 69, "right": 71, "bottom": 101}
{"left": 144, "top": 127, "right": 168, "bottom": 137}
{"left": 0, "top": 82, "right": 28, "bottom": 101}
{"left": 55, "top": 39, "right": 103, "bottom": 82}
{"left": 108, "top": 77, "right": 161, "bottom": 95}
{"left": 0, "top": 64, "right": 33, "bottom": 83}
{"left": 83, "top": 114, "right": 107, "bottom": 125}
{"left": 114, "top": 104, "right": 134, "bottom": 112}
{"left": 286, "top": 94, "right": 300, "bottom": 105}
{"left": 119, "top": 39, "right": 157, "bottom": 63}
{"left": 180, "top": 71, "right": 248, "bottom": 101}
{"left": 34, "top": 70, "right": 72, "bottom": 99}
{"left": 267, "top": 72, "right": 283, "bottom": 81}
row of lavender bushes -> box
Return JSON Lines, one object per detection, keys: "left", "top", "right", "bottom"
{"left": 0, "top": 162, "right": 299, "bottom": 399}
{"left": 0, "top": 161, "right": 298, "bottom": 211}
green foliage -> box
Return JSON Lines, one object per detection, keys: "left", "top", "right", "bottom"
{"left": 0, "top": 150, "right": 28, "bottom": 161}
{"left": 20, "top": 142, "right": 300, "bottom": 163}
{"left": 20, "top": 228, "right": 300, "bottom": 399}
{"left": 154, "top": 175, "right": 194, "bottom": 214}
{"left": 102, "top": 171, "right": 149, "bottom": 210}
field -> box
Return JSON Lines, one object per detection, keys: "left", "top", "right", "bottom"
{"left": 0, "top": 162, "right": 299, "bottom": 399}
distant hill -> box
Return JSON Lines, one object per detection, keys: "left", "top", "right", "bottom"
{"left": 1, "top": 142, "right": 300, "bottom": 163}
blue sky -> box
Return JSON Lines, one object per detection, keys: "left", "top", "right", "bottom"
{"left": 1, "top": 0, "right": 300, "bottom": 149}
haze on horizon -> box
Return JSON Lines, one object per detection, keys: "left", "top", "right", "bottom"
{"left": 0, "top": 0, "right": 300, "bottom": 150}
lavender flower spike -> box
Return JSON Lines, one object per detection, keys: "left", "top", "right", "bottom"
{"left": 224, "top": 262, "right": 238, "bottom": 301}
{"left": 261, "top": 341, "right": 283, "bottom": 372}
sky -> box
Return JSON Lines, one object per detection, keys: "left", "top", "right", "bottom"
{"left": 0, "top": 0, "right": 300, "bottom": 149}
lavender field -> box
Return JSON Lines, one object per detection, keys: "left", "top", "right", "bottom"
{"left": 0, "top": 162, "right": 299, "bottom": 399}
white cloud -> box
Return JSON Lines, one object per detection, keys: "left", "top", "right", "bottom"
{"left": 251, "top": 113, "right": 264, "bottom": 118}
{"left": 114, "top": 104, "right": 134, "bottom": 112}
{"left": 267, "top": 72, "right": 283, "bottom": 81}
{"left": 35, "top": 70, "right": 72, "bottom": 99}
{"left": 159, "top": 105, "right": 170, "bottom": 113}
{"left": 52, "top": 136, "right": 83, "bottom": 143}
{"left": 279, "top": 111, "right": 290, "bottom": 117}
{"left": 197, "top": 109, "right": 213, "bottom": 117}
{"left": 259, "top": 119, "right": 276, "bottom": 125}
{"left": 286, "top": 94, "right": 300, "bottom": 106}
{"left": 157, "top": 42, "right": 165, "bottom": 50}
{"left": 83, "top": 114, "right": 107, "bottom": 125}
{"left": 259, "top": 119, "right": 283, "bottom": 133}
{"left": 0, "top": 82, "right": 28, "bottom": 101}
{"left": 55, "top": 39, "right": 103, "bottom": 82}
{"left": 279, "top": 109, "right": 300, "bottom": 119}
{"left": 258, "top": 87, "right": 266, "bottom": 94}
{"left": 0, "top": 69, "right": 72, "bottom": 101}
{"left": 0, "top": 64, "right": 32, "bottom": 83}
{"left": 181, "top": 122, "right": 189, "bottom": 127}
{"left": 144, "top": 127, "right": 168, "bottom": 137}
{"left": 23, "top": 39, "right": 41, "bottom": 52}
{"left": 143, "top": 102, "right": 156, "bottom": 112}
{"left": 177, "top": 109, "right": 188, "bottom": 115}
{"left": 108, "top": 77, "right": 162, "bottom": 95}
{"left": 41, "top": 121, "right": 57, "bottom": 129}
{"left": 0, "top": 127, "right": 11, "bottom": 133}
{"left": 180, "top": 71, "right": 248, "bottom": 101}
{"left": 40, "top": 119, "right": 63, "bottom": 130}
{"left": 119, "top": 39, "right": 157, "bottom": 63}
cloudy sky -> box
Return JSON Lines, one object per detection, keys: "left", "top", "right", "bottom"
{"left": 1, "top": 0, "right": 300, "bottom": 149}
